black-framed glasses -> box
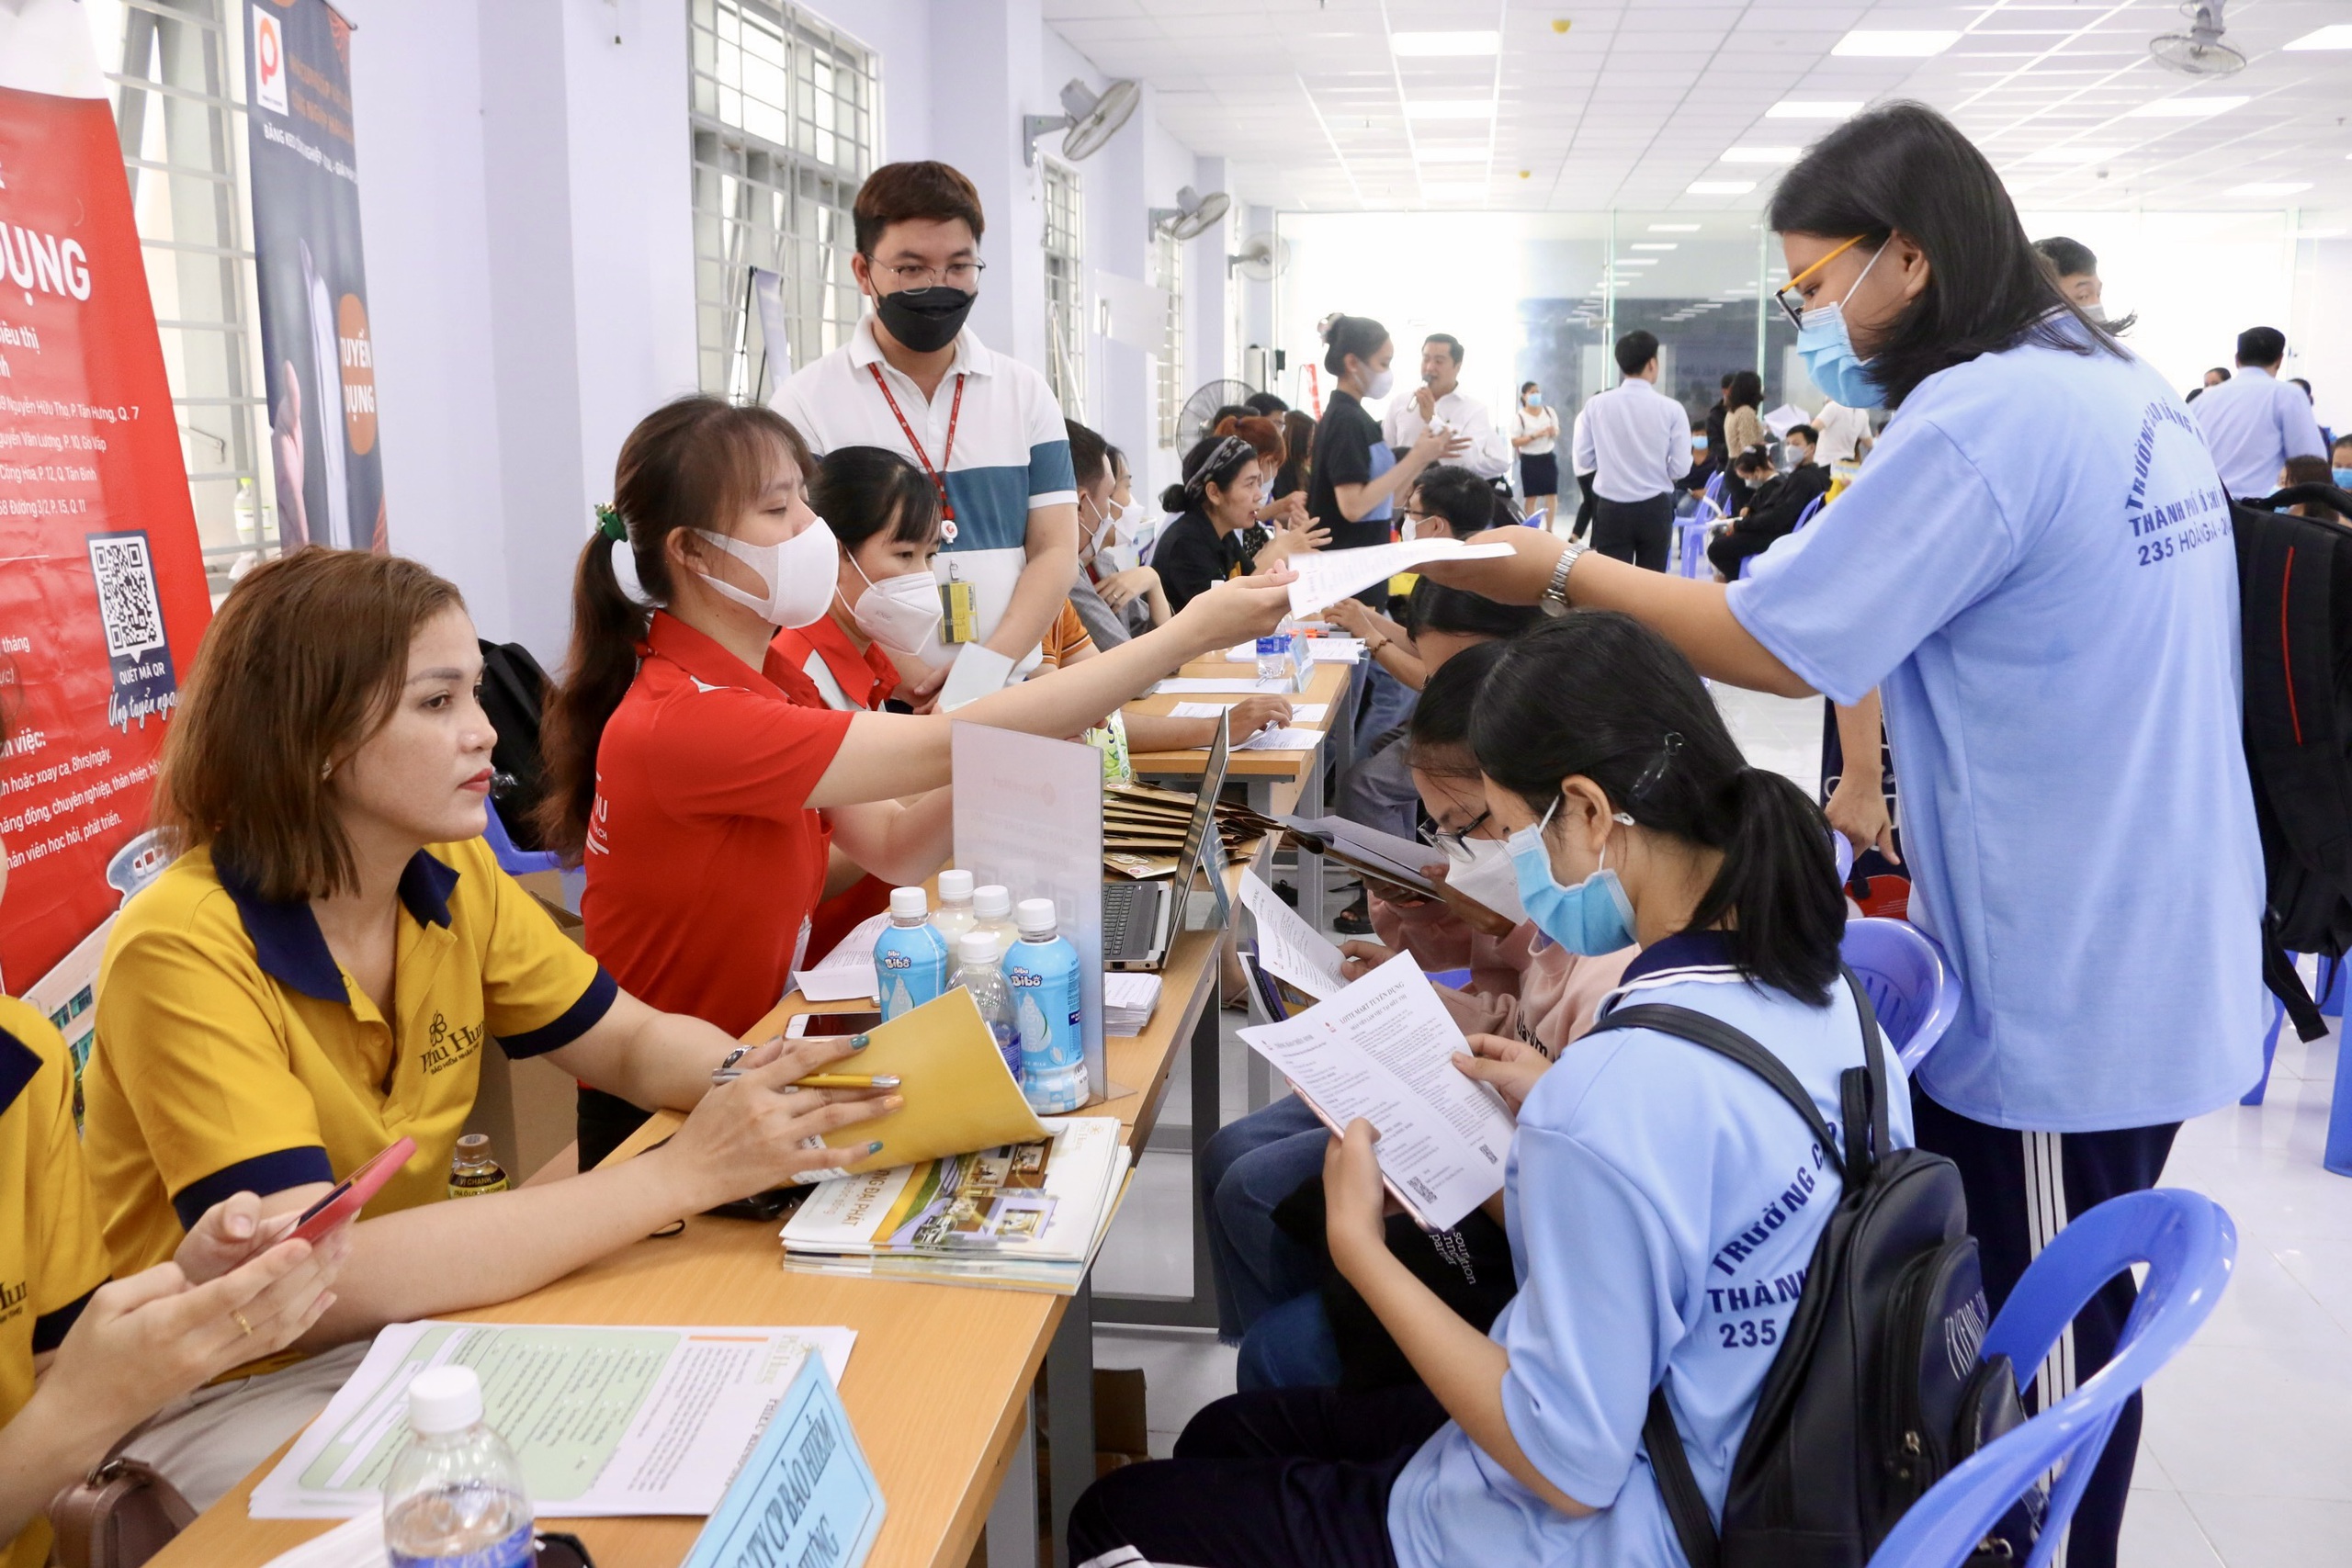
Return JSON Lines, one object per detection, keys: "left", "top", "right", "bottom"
{"left": 870, "top": 259, "right": 986, "bottom": 289}
{"left": 1420, "top": 808, "right": 1491, "bottom": 865}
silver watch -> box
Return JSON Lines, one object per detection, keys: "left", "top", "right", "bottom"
{"left": 1540, "top": 541, "right": 1587, "bottom": 617}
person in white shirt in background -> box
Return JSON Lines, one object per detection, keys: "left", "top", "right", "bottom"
{"left": 1571, "top": 330, "right": 1691, "bottom": 571}
{"left": 1510, "top": 380, "right": 1562, "bottom": 530}
{"left": 2193, "top": 325, "right": 2328, "bottom": 499}
{"left": 1566, "top": 402, "right": 1598, "bottom": 541}
{"left": 774, "top": 161, "right": 1080, "bottom": 704}
{"left": 1810, "top": 397, "right": 1873, "bottom": 466}
{"left": 1384, "top": 334, "right": 1513, "bottom": 482}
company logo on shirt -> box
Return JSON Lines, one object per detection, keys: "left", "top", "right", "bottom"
{"left": 420, "top": 1010, "right": 486, "bottom": 1076}
{"left": 0, "top": 1275, "right": 24, "bottom": 1327}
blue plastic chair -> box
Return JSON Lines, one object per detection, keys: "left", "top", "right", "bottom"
{"left": 1427, "top": 966, "right": 1473, "bottom": 990}
{"left": 1839, "top": 918, "right": 1961, "bottom": 1073}
{"left": 1866, "top": 1189, "right": 2236, "bottom": 1568}
{"left": 482, "top": 798, "right": 562, "bottom": 877}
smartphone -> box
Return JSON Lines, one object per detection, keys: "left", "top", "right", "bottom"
{"left": 786, "top": 1010, "right": 882, "bottom": 1038}
{"left": 289, "top": 1135, "right": 416, "bottom": 1245}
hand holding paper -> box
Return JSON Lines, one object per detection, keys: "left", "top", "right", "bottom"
{"left": 1283, "top": 536, "right": 1513, "bottom": 618}
{"left": 1238, "top": 870, "right": 1349, "bottom": 1000}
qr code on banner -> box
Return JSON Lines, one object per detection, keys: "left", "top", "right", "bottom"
{"left": 85, "top": 534, "right": 165, "bottom": 659}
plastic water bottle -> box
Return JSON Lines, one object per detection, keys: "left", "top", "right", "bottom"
{"left": 933, "top": 869, "right": 978, "bottom": 949}
{"left": 874, "top": 886, "right": 951, "bottom": 1021}
{"left": 1005, "top": 899, "right": 1087, "bottom": 1113}
{"left": 446, "top": 1134, "right": 507, "bottom": 1200}
{"left": 1255, "top": 635, "right": 1288, "bottom": 685}
{"left": 382, "top": 1366, "right": 532, "bottom": 1568}
{"left": 953, "top": 930, "right": 1021, "bottom": 1085}
{"left": 970, "top": 884, "right": 1020, "bottom": 962}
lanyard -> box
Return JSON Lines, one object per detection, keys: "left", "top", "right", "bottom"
{"left": 868, "top": 363, "right": 965, "bottom": 525}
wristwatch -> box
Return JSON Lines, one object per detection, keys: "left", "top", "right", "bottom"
{"left": 1540, "top": 541, "right": 1588, "bottom": 617}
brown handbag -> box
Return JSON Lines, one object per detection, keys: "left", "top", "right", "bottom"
{"left": 47, "top": 1456, "right": 196, "bottom": 1568}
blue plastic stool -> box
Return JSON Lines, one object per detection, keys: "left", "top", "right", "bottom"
{"left": 1838, "top": 918, "right": 1961, "bottom": 1073}
{"left": 2241, "top": 997, "right": 2286, "bottom": 1106}
{"left": 482, "top": 799, "right": 562, "bottom": 877}
{"left": 1865, "top": 1190, "right": 2236, "bottom": 1568}
{"left": 2329, "top": 1026, "right": 2352, "bottom": 1178}
{"left": 1674, "top": 514, "right": 1713, "bottom": 578}
{"left": 2320, "top": 953, "right": 2346, "bottom": 1017}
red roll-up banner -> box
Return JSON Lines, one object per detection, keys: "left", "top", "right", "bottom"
{"left": 0, "top": 75, "right": 212, "bottom": 1064}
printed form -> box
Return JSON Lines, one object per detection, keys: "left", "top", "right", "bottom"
{"left": 1238, "top": 953, "right": 1515, "bottom": 1230}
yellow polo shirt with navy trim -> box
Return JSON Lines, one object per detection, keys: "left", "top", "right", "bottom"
{"left": 84, "top": 836, "right": 616, "bottom": 1275}
{"left": 0, "top": 996, "right": 111, "bottom": 1568}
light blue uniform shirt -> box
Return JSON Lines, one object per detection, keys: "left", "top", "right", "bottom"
{"left": 1388, "top": 932, "right": 1913, "bottom": 1568}
{"left": 1728, "top": 323, "right": 2266, "bottom": 1132}
{"left": 2191, "top": 365, "right": 2327, "bottom": 500}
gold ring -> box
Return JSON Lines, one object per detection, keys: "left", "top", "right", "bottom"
{"left": 234, "top": 1311, "right": 254, "bottom": 1337}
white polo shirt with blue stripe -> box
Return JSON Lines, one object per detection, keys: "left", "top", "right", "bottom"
{"left": 774, "top": 316, "right": 1075, "bottom": 665}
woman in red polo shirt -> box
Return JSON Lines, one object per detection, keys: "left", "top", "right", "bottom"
{"left": 541, "top": 397, "right": 1291, "bottom": 1162}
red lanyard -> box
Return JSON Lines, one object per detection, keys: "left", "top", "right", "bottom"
{"left": 868, "top": 363, "right": 965, "bottom": 524}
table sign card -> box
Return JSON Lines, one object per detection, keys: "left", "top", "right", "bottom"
{"left": 681, "top": 1355, "right": 884, "bottom": 1568}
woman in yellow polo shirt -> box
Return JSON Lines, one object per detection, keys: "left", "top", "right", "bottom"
{"left": 0, "top": 709, "right": 344, "bottom": 1567}
{"left": 82, "top": 547, "right": 902, "bottom": 1510}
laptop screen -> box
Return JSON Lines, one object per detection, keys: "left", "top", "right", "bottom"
{"left": 1173, "top": 712, "right": 1233, "bottom": 931}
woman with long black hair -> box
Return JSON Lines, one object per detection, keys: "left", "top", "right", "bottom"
{"left": 1419, "top": 101, "right": 2261, "bottom": 1568}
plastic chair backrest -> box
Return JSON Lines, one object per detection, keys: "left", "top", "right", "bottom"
{"left": 1866, "top": 1190, "right": 2236, "bottom": 1568}
{"left": 1838, "top": 917, "right": 1961, "bottom": 1072}
{"left": 483, "top": 799, "right": 563, "bottom": 877}
{"left": 1703, "top": 470, "right": 1728, "bottom": 511}
{"left": 1792, "top": 493, "right": 1826, "bottom": 534}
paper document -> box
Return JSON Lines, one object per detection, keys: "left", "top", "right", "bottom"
{"left": 793, "top": 911, "right": 888, "bottom": 1003}
{"left": 261, "top": 1513, "right": 381, "bottom": 1568}
{"left": 251, "top": 1323, "right": 857, "bottom": 1518}
{"left": 1238, "top": 871, "right": 1348, "bottom": 1001}
{"left": 1237, "top": 954, "right": 1514, "bottom": 1231}
{"left": 1102, "top": 972, "right": 1161, "bottom": 1036}
{"left": 1234, "top": 727, "right": 1324, "bottom": 752}
{"left": 682, "top": 1355, "right": 883, "bottom": 1568}
{"left": 1154, "top": 677, "right": 1288, "bottom": 695}
{"left": 939, "top": 643, "right": 1017, "bottom": 711}
{"left": 1170, "top": 701, "right": 1327, "bottom": 724}
{"left": 1308, "top": 637, "right": 1365, "bottom": 663}
{"left": 1283, "top": 538, "right": 1514, "bottom": 618}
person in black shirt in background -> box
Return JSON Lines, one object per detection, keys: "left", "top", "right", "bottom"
{"left": 1707, "top": 423, "right": 1831, "bottom": 580}
{"left": 1305, "top": 314, "right": 1460, "bottom": 566}
{"left": 1153, "top": 434, "right": 1324, "bottom": 612}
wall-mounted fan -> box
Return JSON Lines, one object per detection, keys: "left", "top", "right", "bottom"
{"left": 1176, "top": 379, "right": 1258, "bottom": 446}
{"left": 1228, "top": 232, "right": 1291, "bottom": 282}
{"left": 2150, "top": 0, "right": 2245, "bottom": 75}
{"left": 1024, "top": 78, "right": 1140, "bottom": 165}
{"left": 1149, "top": 186, "right": 1232, "bottom": 241}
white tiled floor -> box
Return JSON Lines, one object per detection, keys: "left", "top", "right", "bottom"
{"left": 1092, "top": 685, "right": 2352, "bottom": 1562}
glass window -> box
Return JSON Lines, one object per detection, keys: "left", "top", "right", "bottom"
{"left": 1153, "top": 230, "right": 1182, "bottom": 449}
{"left": 86, "top": 0, "right": 274, "bottom": 594}
{"left": 688, "top": 0, "right": 876, "bottom": 400}
{"left": 1041, "top": 159, "right": 1085, "bottom": 420}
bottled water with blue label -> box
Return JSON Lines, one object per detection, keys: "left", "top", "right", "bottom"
{"left": 953, "top": 930, "right": 1022, "bottom": 1085}
{"left": 1255, "top": 634, "right": 1288, "bottom": 685}
{"left": 873, "top": 886, "right": 950, "bottom": 1021}
{"left": 1004, "top": 898, "right": 1086, "bottom": 1113}
{"left": 382, "top": 1366, "right": 532, "bottom": 1568}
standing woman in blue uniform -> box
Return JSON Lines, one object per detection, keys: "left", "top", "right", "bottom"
{"left": 1420, "top": 101, "right": 2263, "bottom": 1568}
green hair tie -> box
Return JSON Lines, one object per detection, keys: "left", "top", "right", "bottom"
{"left": 594, "top": 502, "right": 627, "bottom": 542}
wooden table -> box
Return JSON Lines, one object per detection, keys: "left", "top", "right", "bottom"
{"left": 152, "top": 914, "right": 1229, "bottom": 1568}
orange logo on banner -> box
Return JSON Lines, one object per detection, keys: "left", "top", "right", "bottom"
{"left": 337, "top": 292, "right": 375, "bottom": 455}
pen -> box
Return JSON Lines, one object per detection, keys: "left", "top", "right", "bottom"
{"left": 708, "top": 1067, "right": 902, "bottom": 1089}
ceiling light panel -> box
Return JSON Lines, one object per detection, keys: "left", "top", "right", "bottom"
{"left": 1391, "top": 31, "right": 1499, "bottom": 57}
{"left": 1688, "top": 180, "right": 1758, "bottom": 195}
{"left": 1832, "top": 29, "right": 1962, "bottom": 58}
{"left": 1404, "top": 100, "right": 1495, "bottom": 118}
{"left": 2125, "top": 96, "right": 2247, "bottom": 118}
{"left": 1721, "top": 146, "right": 1800, "bottom": 164}
{"left": 1767, "top": 100, "right": 1862, "bottom": 119}
{"left": 2283, "top": 25, "right": 2352, "bottom": 51}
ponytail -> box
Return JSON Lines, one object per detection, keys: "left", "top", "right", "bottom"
{"left": 535, "top": 394, "right": 813, "bottom": 859}
{"left": 1470, "top": 611, "right": 1844, "bottom": 1002}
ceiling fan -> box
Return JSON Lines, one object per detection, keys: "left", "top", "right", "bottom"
{"left": 2150, "top": 0, "right": 2246, "bottom": 76}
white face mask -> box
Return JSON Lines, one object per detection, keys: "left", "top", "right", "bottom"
{"left": 1364, "top": 367, "right": 1395, "bottom": 400}
{"left": 692, "top": 520, "right": 838, "bottom": 628}
{"left": 848, "top": 556, "right": 945, "bottom": 659}
{"left": 1445, "top": 837, "right": 1528, "bottom": 926}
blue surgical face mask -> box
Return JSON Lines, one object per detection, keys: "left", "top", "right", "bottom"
{"left": 2334, "top": 467, "right": 2352, "bottom": 491}
{"left": 1795, "top": 242, "right": 1887, "bottom": 411}
{"left": 1506, "top": 795, "right": 1638, "bottom": 956}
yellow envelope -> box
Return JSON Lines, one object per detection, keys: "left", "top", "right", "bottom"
{"left": 818, "top": 987, "right": 1047, "bottom": 1174}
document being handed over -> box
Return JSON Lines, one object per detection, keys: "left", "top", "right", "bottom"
{"left": 1236, "top": 953, "right": 1515, "bottom": 1230}
{"left": 1283, "top": 536, "right": 1514, "bottom": 618}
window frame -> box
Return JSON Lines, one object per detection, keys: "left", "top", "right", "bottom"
{"left": 1040, "top": 155, "right": 1086, "bottom": 422}
{"left": 1152, "top": 228, "right": 1183, "bottom": 449}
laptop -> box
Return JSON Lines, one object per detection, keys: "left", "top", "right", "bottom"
{"left": 1103, "top": 713, "right": 1230, "bottom": 971}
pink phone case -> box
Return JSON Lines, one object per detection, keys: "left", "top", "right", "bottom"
{"left": 290, "top": 1135, "right": 416, "bottom": 1244}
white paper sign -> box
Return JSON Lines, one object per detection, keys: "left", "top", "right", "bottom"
{"left": 1283, "top": 537, "right": 1514, "bottom": 618}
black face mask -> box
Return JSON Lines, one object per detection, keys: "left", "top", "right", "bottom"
{"left": 874, "top": 285, "right": 977, "bottom": 354}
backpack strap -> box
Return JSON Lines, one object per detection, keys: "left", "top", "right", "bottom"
{"left": 1589, "top": 1002, "right": 1848, "bottom": 1178}
{"left": 1645, "top": 1387, "right": 1721, "bottom": 1568}
{"left": 1838, "top": 965, "right": 1892, "bottom": 1174}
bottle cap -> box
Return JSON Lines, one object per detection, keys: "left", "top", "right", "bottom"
{"left": 889, "top": 886, "right": 930, "bottom": 919}
{"left": 1016, "top": 897, "right": 1057, "bottom": 937}
{"left": 959, "top": 931, "right": 1001, "bottom": 965}
{"left": 406, "top": 1365, "right": 484, "bottom": 1436}
{"left": 973, "top": 885, "right": 1012, "bottom": 919}
{"left": 455, "top": 1134, "right": 491, "bottom": 1156}
{"left": 937, "top": 870, "right": 975, "bottom": 902}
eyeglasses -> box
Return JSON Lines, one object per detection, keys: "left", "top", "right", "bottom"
{"left": 1770, "top": 233, "right": 1870, "bottom": 330}
{"left": 869, "top": 259, "right": 986, "bottom": 290}
{"left": 1420, "top": 808, "right": 1492, "bottom": 865}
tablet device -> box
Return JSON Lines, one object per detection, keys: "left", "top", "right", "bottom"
{"left": 290, "top": 1135, "right": 415, "bottom": 1245}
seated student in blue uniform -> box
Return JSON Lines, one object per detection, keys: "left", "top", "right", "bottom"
{"left": 1070, "top": 609, "right": 1910, "bottom": 1568}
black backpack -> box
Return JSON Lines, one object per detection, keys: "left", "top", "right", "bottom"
{"left": 1584, "top": 970, "right": 2035, "bottom": 1568}
{"left": 2233, "top": 482, "right": 2352, "bottom": 1042}
{"left": 475, "top": 638, "right": 554, "bottom": 852}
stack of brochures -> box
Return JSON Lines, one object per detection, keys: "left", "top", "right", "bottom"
{"left": 1103, "top": 972, "right": 1160, "bottom": 1035}
{"left": 780, "top": 1116, "right": 1131, "bottom": 1294}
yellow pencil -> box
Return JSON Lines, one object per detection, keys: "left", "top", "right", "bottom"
{"left": 792, "top": 1073, "right": 901, "bottom": 1090}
